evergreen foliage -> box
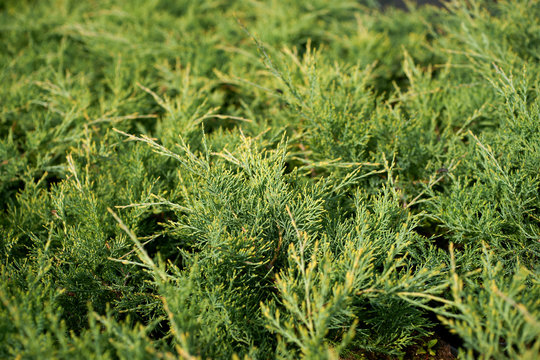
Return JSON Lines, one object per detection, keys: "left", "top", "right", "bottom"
{"left": 0, "top": 0, "right": 538, "bottom": 359}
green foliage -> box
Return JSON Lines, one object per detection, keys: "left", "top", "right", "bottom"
{"left": 1, "top": 0, "right": 539, "bottom": 359}
{"left": 435, "top": 245, "right": 540, "bottom": 359}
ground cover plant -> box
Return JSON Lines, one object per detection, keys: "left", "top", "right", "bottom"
{"left": 1, "top": 0, "right": 539, "bottom": 359}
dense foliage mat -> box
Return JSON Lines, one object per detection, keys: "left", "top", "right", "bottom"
{"left": 1, "top": 0, "right": 539, "bottom": 359}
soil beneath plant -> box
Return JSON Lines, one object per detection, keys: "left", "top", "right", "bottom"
{"left": 401, "top": 337, "right": 457, "bottom": 360}
{"left": 341, "top": 336, "right": 456, "bottom": 360}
